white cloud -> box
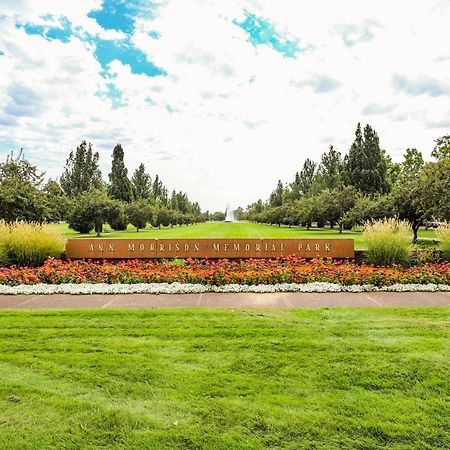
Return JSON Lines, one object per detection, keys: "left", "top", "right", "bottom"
{"left": 0, "top": 0, "right": 449, "bottom": 211}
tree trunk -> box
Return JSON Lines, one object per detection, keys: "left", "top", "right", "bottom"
{"left": 412, "top": 221, "right": 420, "bottom": 242}
{"left": 339, "top": 222, "right": 343, "bottom": 234}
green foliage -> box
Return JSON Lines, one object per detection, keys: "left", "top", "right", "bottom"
{"left": 296, "top": 158, "right": 317, "bottom": 197}
{"left": 107, "top": 201, "right": 128, "bottom": 231}
{"left": 0, "top": 151, "right": 49, "bottom": 223}
{"left": 269, "top": 180, "right": 284, "bottom": 207}
{"left": 43, "top": 180, "right": 72, "bottom": 222}
{"left": 0, "top": 220, "right": 64, "bottom": 267}
{"left": 344, "top": 123, "right": 389, "bottom": 195}
{"left": 131, "top": 163, "right": 151, "bottom": 200}
{"left": 60, "top": 141, "right": 102, "bottom": 197}
{"left": 363, "top": 218, "right": 412, "bottom": 266}
{"left": 436, "top": 223, "right": 450, "bottom": 261}
{"left": 415, "top": 153, "right": 450, "bottom": 221}
{"left": 108, "top": 144, "right": 133, "bottom": 202}
{"left": 126, "top": 200, "right": 153, "bottom": 231}
{"left": 68, "top": 189, "right": 113, "bottom": 236}
{"left": 346, "top": 194, "right": 394, "bottom": 227}
{"left": 312, "top": 145, "right": 343, "bottom": 192}
{"left": 210, "top": 211, "right": 226, "bottom": 221}
{"left": 431, "top": 134, "right": 450, "bottom": 161}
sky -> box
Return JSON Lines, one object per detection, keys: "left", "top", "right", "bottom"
{"left": 0, "top": 0, "right": 449, "bottom": 212}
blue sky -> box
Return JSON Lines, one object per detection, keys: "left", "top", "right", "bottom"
{"left": 0, "top": 0, "right": 449, "bottom": 211}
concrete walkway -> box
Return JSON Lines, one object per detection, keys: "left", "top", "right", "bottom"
{"left": 0, "top": 292, "right": 450, "bottom": 309}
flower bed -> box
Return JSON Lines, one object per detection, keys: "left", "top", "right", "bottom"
{"left": 1, "top": 257, "right": 450, "bottom": 288}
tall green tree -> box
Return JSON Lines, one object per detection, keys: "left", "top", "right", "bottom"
{"left": 43, "top": 180, "right": 72, "bottom": 222}
{"left": 414, "top": 149, "right": 450, "bottom": 222}
{"left": 131, "top": 163, "right": 152, "bottom": 200}
{"left": 68, "top": 189, "right": 114, "bottom": 236}
{"left": 314, "top": 145, "right": 343, "bottom": 192}
{"left": 0, "top": 151, "right": 48, "bottom": 223}
{"left": 60, "top": 141, "right": 102, "bottom": 197}
{"left": 269, "top": 180, "right": 284, "bottom": 207}
{"left": 431, "top": 134, "right": 450, "bottom": 161}
{"left": 297, "top": 158, "right": 317, "bottom": 196}
{"left": 108, "top": 144, "right": 132, "bottom": 202}
{"left": 344, "top": 123, "right": 389, "bottom": 195}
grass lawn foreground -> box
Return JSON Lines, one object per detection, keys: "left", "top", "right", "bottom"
{"left": 0, "top": 308, "right": 448, "bottom": 449}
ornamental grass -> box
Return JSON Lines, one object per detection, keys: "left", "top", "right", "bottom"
{"left": 436, "top": 222, "right": 450, "bottom": 261}
{"left": 363, "top": 218, "right": 412, "bottom": 266}
{"left": 0, "top": 220, "right": 65, "bottom": 267}
{"left": 1, "top": 257, "right": 449, "bottom": 287}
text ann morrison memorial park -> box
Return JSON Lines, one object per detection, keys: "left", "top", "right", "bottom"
{"left": 65, "top": 238, "right": 355, "bottom": 259}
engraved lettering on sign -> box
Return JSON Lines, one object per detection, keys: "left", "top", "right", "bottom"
{"left": 67, "top": 238, "right": 354, "bottom": 259}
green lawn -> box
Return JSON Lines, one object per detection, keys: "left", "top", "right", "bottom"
{"left": 51, "top": 222, "right": 438, "bottom": 250}
{"left": 0, "top": 308, "right": 448, "bottom": 449}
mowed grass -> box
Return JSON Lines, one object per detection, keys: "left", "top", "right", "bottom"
{"left": 51, "top": 222, "right": 438, "bottom": 250}
{"left": 0, "top": 308, "right": 448, "bottom": 449}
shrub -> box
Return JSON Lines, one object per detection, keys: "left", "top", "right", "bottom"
{"left": 436, "top": 223, "right": 450, "bottom": 261}
{"left": 126, "top": 201, "right": 153, "bottom": 231}
{"left": 363, "top": 218, "right": 412, "bottom": 266}
{"left": 107, "top": 201, "right": 128, "bottom": 231}
{"left": 0, "top": 221, "right": 9, "bottom": 266}
{"left": 0, "top": 220, "right": 64, "bottom": 267}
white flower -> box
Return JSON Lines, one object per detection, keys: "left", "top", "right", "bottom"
{"left": 0, "top": 282, "right": 449, "bottom": 295}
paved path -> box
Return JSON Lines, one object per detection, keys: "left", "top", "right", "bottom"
{"left": 0, "top": 292, "right": 450, "bottom": 309}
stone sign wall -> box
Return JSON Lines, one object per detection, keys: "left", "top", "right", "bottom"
{"left": 65, "top": 238, "right": 354, "bottom": 259}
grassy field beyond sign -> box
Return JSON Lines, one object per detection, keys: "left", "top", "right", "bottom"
{"left": 0, "top": 308, "right": 448, "bottom": 449}
{"left": 52, "top": 221, "right": 438, "bottom": 250}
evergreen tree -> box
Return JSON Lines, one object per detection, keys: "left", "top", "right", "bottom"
{"left": 131, "top": 163, "right": 151, "bottom": 200}
{"left": 108, "top": 144, "right": 132, "bottom": 202}
{"left": 60, "top": 141, "right": 102, "bottom": 197}
{"left": 314, "top": 145, "right": 343, "bottom": 191}
{"left": 289, "top": 172, "right": 302, "bottom": 200}
{"left": 151, "top": 174, "right": 164, "bottom": 203}
{"left": 344, "top": 123, "right": 388, "bottom": 195}
{"left": 297, "top": 158, "right": 317, "bottom": 196}
{"left": 269, "top": 180, "right": 284, "bottom": 207}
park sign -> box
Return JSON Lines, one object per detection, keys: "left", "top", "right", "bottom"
{"left": 65, "top": 238, "right": 354, "bottom": 259}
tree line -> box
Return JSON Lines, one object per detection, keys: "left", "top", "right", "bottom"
{"left": 244, "top": 124, "right": 450, "bottom": 241}
{"left": 0, "top": 142, "right": 208, "bottom": 235}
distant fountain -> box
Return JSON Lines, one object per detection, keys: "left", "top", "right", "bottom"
{"left": 224, "top": 204, "right": 235, "bottom": 222}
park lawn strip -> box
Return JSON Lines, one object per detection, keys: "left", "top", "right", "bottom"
{"left": 0, "top": 308, "right": 448, "bottom": 449}
{"left": 50, "top": 221, "right": 438, "bottom": 250}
